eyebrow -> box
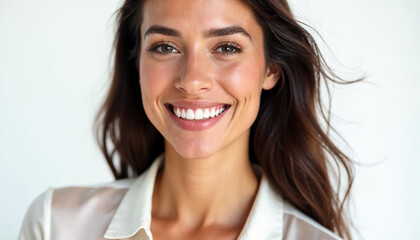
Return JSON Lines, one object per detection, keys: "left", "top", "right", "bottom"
{"left": 204, "top": 25, "right": 252, "bottom": 41}
{"left": 144, "top": 25, "right": 181, "bottom": 39}
{"left": 144, "top": 25, "right": 253, "bottom": 42}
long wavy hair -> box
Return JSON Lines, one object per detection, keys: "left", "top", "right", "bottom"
{"left": 95, "top": 0, "right": 358, "bottom": 239}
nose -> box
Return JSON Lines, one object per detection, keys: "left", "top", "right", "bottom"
{"left": 175, "top": 50, "right": 213, "bottom": 94}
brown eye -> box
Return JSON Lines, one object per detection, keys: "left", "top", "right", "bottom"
{"left": 147, "top": 42, "right": 179, "bottom": 55}
{"left": 161, "top": 44, "right": 175, "bottom": 53}
{"left": 221, "top": 46, "right": 235, "bottom": 53}
{"left": 214, "top": 42, "right": 242, "bottom": 55}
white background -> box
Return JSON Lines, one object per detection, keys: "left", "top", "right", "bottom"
{"left": 1, "top": 0, "right": 419, "bottom": 239}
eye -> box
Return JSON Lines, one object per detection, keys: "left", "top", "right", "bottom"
{"left": 213, "top": 42, "right": 242, "bottom": 55}
{"left": 147, "top": 41, "right": 179, "bottom": 55}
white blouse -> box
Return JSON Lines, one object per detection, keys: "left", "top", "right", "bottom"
{"left": 19, "top": 155, "right": 342, "bottom": 240}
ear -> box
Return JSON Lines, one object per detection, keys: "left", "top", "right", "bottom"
{"left": 262, "top": 63, "right": 281, "bottom": 90}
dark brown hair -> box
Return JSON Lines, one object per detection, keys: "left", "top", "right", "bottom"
{"left": 95, "top": 0, "right": 358, "bottom": 239}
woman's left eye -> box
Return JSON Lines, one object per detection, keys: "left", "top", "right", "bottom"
{"left": 214, "top": 42, "right": 242, "bottom": 55}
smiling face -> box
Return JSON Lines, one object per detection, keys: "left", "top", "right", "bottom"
{"left": 139, "top": 0, "right": 279, "bottom": 160}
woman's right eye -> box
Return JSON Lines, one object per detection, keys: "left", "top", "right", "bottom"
{"left": 147, "top": 42, "right": 179, "bottom": 55}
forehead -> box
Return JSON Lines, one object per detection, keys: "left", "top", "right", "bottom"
{"left": 141, "top": 0, "right": 261, "bottom": 38}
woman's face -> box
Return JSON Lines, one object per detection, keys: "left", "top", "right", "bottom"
{"left": 139, "top": 0, "right": 279, "bottom": 159}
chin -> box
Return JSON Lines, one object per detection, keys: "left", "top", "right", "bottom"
{"left": 171, "top": 139, "right": 221, "bottom": 160}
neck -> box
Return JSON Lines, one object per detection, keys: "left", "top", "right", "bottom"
{"left": 152, "top": 133, "right": 259, "bottom": 229}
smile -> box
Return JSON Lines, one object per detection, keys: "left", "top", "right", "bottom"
{"left": 165, "top": 102, "right": 231, "bottom": 131}
{"left": 172, "top": 105, "right": 227, "bottom": 120}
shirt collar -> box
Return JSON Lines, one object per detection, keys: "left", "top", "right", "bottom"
{"left": 104, "top": 155, "right": 163, "bottom": 239}
{"left": 104, "top": 155, "right": 284, "bottom": 240}
{"left": 237, "top": 174, "right": 284, "bottom": 239}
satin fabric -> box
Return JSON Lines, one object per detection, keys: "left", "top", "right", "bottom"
{"left": 19, "top": 155, "right": 342, "bottom": 240}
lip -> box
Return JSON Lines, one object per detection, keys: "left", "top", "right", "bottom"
{"left": 168, "top": 100, "right": 228, "bottom": 109}
{"left": 165, "top": 101, "right": 231, "bottom": 131}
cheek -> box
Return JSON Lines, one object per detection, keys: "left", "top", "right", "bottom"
{"left": 139, "top": 59, "right": 171, "bottom": 125}
{"left": 140, "top": 63, "right": 160, "bottom": 99}
{"left": 139, "top": 58, "right": 177, "bottom": 104}
{"left": 215, "top": 61, "right": 264, "bottom": 99}
{"left": 215, "top": 61, "right": 265, "bottom": 130}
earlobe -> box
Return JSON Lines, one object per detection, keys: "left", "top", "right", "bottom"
{"left": 262, "top": 63, "right": 281, "bottom": 90}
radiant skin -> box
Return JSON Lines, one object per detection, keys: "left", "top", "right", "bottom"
{"left": 139, "top": 0, "right": 280, "bottom": 239}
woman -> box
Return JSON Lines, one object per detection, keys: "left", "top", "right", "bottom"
{"left": 19, "top": 0, "right": 355, "bottom": 239}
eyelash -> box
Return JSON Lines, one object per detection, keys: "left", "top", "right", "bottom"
{"left": 146, "top": 41, "right": 243, "bottom": 56}
{"left": 213, "top": 41, "right": 242, "bottom": 55}
{"left": 147, "top": 41, "right": 177, "bottom": 55}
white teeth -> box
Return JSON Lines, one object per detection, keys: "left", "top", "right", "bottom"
{"left": 186, "top": 109, "right": 195, "bottom": 120}
{"left": 203, "top": 109, "right": 210, "bottom": 119}
{"left": 172, "top": 106, "right": 227, "bottom": 120}
{"left": 210, "top": 108, "right": 216, "bottom": 117}
{"left": 195, "top": 109, "right": 204, "bottom": 120}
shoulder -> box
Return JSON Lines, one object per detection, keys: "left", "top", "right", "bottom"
{"left": 282, "top": 201, "right": 343, "bottom": 240}
{"left": 51, "top": 178, "right": 133, "bottom": 213}
{"left": 240, "top": 175, "right": 343, "bottom": 240}
{"left": 19, "top": 178, "right": 135, "bottom": 240}
{"left": 19, "top": 187, "right": 54, "bottom": 240}
{"left": 51, "top": 178, "right": 134, "bottom": 209}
